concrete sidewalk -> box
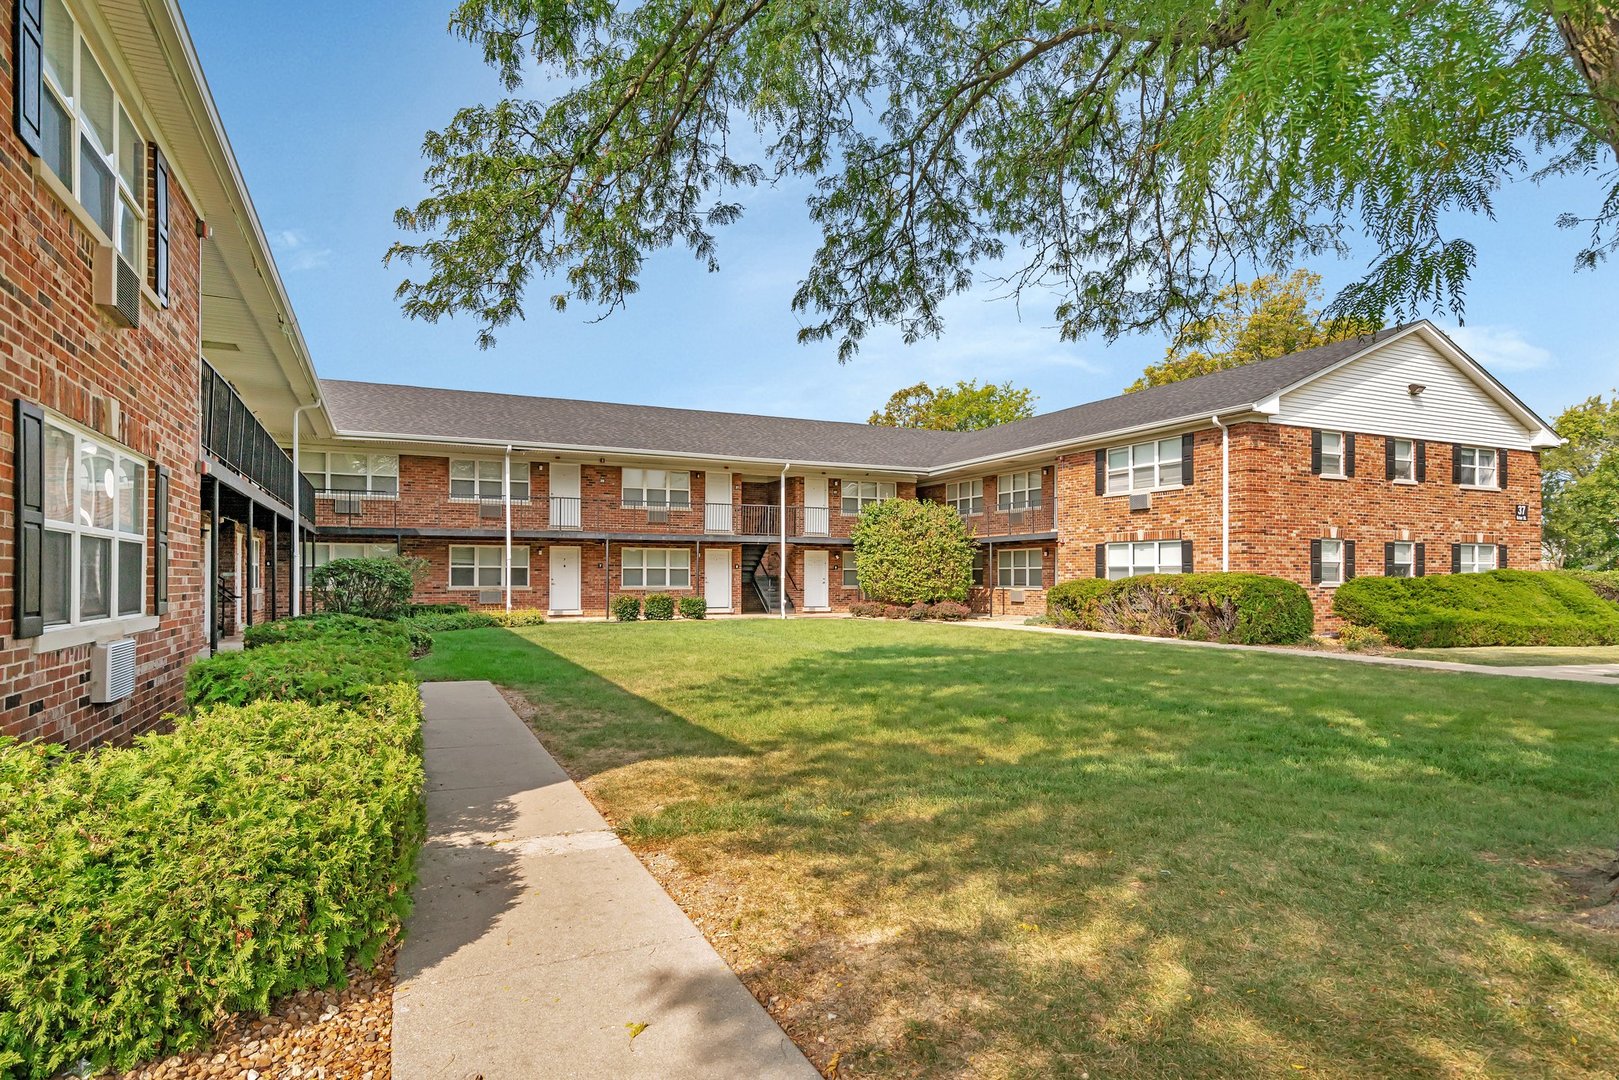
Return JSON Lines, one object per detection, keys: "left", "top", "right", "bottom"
{"left": 393, "top": 681, "right": 818, "bottom": 1080}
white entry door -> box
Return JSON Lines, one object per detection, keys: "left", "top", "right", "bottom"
{"left": 705, "top": 548, "right": 732, "bottom": 611}
{"left": 804, "top": 476, "right": 829, "bottom": 536}
{"left": 549, "top": 546, "right": 581, "bottom": 613}
{"left": 704, "top": 470, "right": 733, "bottom": 533}
{"left": 804, "top": 550, "right": 830, "bottom": 610}
{"left": 550, "top": 463, "right": 581, "bottom": 529}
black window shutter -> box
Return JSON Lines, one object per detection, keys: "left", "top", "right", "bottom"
{"left": 1310, "top": 430, "right": 1323, "bottom": 475}
{"left": 1181, "top": 433, "right": 1194, "bottom": 487}
{"left": 1344, "top": 540, "right": 1356, "bottom": 580}
{"left": 1384, "top": 437, "right": 1395, "bottom": 480}
{"left": 1414, "top": 542, "right": 1426, "bottom": 577}
{"left": 1309, "top": 539, "right": 1322, "bottom": 584}
{"left": 153, "top": 148, "right": 171, "bottom": 305}
{"left": 1497, "top": 543, "right": 1508, "bottom": 569}
{"left": 13, "top": 398, "right": 45, "bottom": 638}
{"left": 1384, "top": 541, "right": 1395, "bottom": 575}
{"left": 1451, "top": 444, "right": 1463, "bottom": 484}
{"left": 1451, "top": 543, "right": 1462, "bottom": 573}
{"left": 1344, "top": 433, "right": 1356, "bottom": 477}
{"left": 1180, "top": 540, "right": 1194, "bottom": 574}
{"left": 1095, "top": 544, "right": 1106, "bottom": 578}
{"left": 153, "top": 465, "right": 170, "bottom": 615}
{"left": 13, "top": 0, "right": 44, "bottom": 156}
{"left": 1415, "top": 441, "right": 1427, "bottom": 482}
{"left": 1094, "top": 449, "right": 1106, "bottom": 496}
{"left": 1497, "top": 449, "right": 1508, "bottom": 489}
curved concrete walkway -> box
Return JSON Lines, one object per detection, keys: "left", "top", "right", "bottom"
{"left": 956, "top": 618, "right": 1619, "bottom": 685}
{"left": 394, "top": 681, "right": 817, "bottom": 1079}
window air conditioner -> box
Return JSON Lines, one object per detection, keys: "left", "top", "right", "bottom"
{"left": 90, "top": 639, "right": 137, "bottom": 703}
{"left": 93, "top": 244, "right": 140, "bottom": 329}
{"left": 1129, "top": 492, "right": 1152, "bottom": 512}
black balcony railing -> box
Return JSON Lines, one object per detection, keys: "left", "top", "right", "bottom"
{"left": 200, "top": 360, "right": 312, "bottom": 520}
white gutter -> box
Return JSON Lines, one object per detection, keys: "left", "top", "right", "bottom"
{"left": 504, "top": 446, "right": 514, "bottom": 613}
{"left": 1211, "top": 414, "right": 1230, "bottom": 571}
{"left": 779, "top": 463, "right": 789, "bottom": 619}
{"left": 289, "top": 399, "right": 322, "bottom": 616}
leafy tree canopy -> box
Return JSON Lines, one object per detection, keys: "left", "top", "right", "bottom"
{"left": 850, "top": 499, "right": 976, "bottom": 604}
{"left": 1127, "top": 271, "right": 1377, "bottom": 391}
{"left": 869, "top": 379, "right": 1036, "bottom": 429}
{"left": 1543, "top": 393, "right": 1619, "bottom": 570}
{"left": 390, "top": 0, "right": 1619, "bottom": 355}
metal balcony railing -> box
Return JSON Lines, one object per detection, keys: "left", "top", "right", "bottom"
{"left": 200, "top": 360, "right": 312, "bottom": 520}
{"left": 953, "top": 500, "right": 1054, "bottom": 537}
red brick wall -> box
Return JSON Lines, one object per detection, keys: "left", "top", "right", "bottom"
{"left": 1, "top": 22, "right": 207, "bottom": 746}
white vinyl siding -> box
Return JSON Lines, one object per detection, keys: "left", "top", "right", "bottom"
{"left": 841, "top": 480, "right": 895, "bottom": 514}
{"left": 1273, "top": 331, "right": 1538, "bottom": 449}
{"left": 947, "top": 479, "right": 983, "bottom": 516}
{"left": 449, "top": 545, "right": 529, "bottom": 589}
{"left": 303, "top": 452, "right": 399, "bottom": 495}
{"left": 1105, "top": 541, "right": 1183, "bottom": 579}
{"left": 622, "top": 468, "right": 690, "bottom": 509}
{"left": 40, "top": 416, "right": 147, "bottom": 626}
{"left": 996, "top": 549, "right": 1043, "bottom": 588}
{"left": 622, "top": 548, "right": 691, "bottom": 589}
{"left": 1456, "top": 446, "right": 1498, "bottom": 488}
{"left": 1456, "top": 544, "right": 1497, "bottom": 574}
{"left": 451, "top": 459, "right": 529, "bottom": 501}
{"left": 1105, "top": 439, "right": 1182, "bottom": 494}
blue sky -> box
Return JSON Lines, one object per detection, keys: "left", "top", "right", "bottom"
{"left": 185, "top": 1, "right": 1618, "bottom": 426}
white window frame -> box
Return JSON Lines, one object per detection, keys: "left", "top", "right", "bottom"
{"left": 1390, "top": 439, "right": 1416, "bottom": 483}
{"left": 449, "top": 545, "right": 529, "bottom": 589}
{"left": 1457, "top": 543, "right": 1497, "bottom": 574}
{"left": 841, "top": 480, "right": 895, "bottom": 515}
{"left": 1457, "top": 447, "right": 1498, "bottom": 488}
{"left": 621, "top": 547, "right": 692, "bottom": 589}
{"left": 997, "top": 471, "right": 1043, "bottom": 511}
{"left": 1106, "top": 439, "right": 1184, "bottom": 494}
{"left": 1318, "top": 538, "right": 1345, "bottom": 587}
{"left": 302, "top": 451, "right": 399, "bottom": 497}
{"left": 450, "top": 458, "right": 529, "bottom": 502}
{"left": 312, "top": 542, "right": 399, "bottom": 566}
{"left": 841, "top": 562, "right": 861, "bottom": 589}
{"left": 996, "top": 548, "right": 1043, "bottom": 588}
{"left": 1318, "top": 431, "right": 1346, "bottom": 478}
{"left": 39, "top": 0, "right": 146, "bottom": 265}
{"left": 946, "top": 479, "right": 983, "bottom": 517}
{"left": 40, "top": 414, "right": 148, "bottom": 628}
{"left": 1387, "top": 541, "right": 1415, "bottom": 578}
{"left": 622, "top": 468, "right": 690, "bottom": 510}
{"left": 1105, "top": 540, "right": 1184, "bottom": 580}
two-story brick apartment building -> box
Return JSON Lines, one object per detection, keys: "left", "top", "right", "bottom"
{"left": 301, "top": 322, "right": 1557, "bottom": 625}
{"left": 3, "top": 0, "right": 320, "bottom": 746}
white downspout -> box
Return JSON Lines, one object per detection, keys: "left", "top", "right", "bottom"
{"left": 779, "top": 462, "right": 789, "bottom": 619}
{"left": 504, "top": 445, "right": 514, "bottom": 612}
{"left": 1211, "top": 415, "right": 1230, "bottom": 571}
{"left": 290, "top": 400, "right": 322, "bottom": 616}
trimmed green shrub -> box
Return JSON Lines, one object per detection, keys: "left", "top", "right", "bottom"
{"left": 849, "top": 601, "right": 885, "bottom": 618}
{"left": 850, "top": 500, "right": 975, "bottom": 604}
{"left": 1337, "top": 623, "right": 1389, "bottom": 652}
{"left": 643, "top": 592, "right": 676, "bottom": 620}
{"left": 930, "top": 601, "right": 972, "bottom": 621}
{"left": 677, "top": 596, "right": 708, "bottom": 619}
{"left": 410, "top": 602, "right": 468, "bottom": 615}
{"left": 310, "top": 558, "right": 416, "bottom": 620}
{"left": 494, "top": 608, "right": 547, "bottom": 627}
{"left": 1050, "top": 574, "right": 1314, "bottom": 645}
{"left": 1332, "top": 569, "right": 1619, "bottom": 648}
{"left": 882, "top": 604, "right": 910, "bottom": 619}
{"left": 905, "top": 601, "right": 931, "bottom": 620}
{"left": 0, "top": 684, "right": 425, "bottom": 1077}
{"left": 242, "top": 613, "right": 387, "bottom": 649}
{"left": 1570, "top": 570, "right": 1619, "bottom": 605}
{"left": 611, "top": 594, "right": 642, "bottom": 621}
{"left": 407, "top": 609, "right": 500, "bottom": 633}
{"left": 186, "top": 631, "right": 415, "bottom": 709}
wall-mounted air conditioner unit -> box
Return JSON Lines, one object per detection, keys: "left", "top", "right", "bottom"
{"left": 90, "top": 639, "right": 137, "bottom": 703}
{"left": 1010, "top": 589, "right": 1026, "bottom": 604}
{"left": 478, "top": 589, "right": 503, "bottom": 605}
{"left": 92, "top": 243, "right": 140, "bottom": 329}
{"left": 1129, "top": 492, "right": 1152, "bottom": 512}
{"left": 478, "top": 500, "right": 504, "bottom": 519}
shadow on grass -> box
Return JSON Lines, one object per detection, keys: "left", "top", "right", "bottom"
{"left": 414, "top": 622, "right": 1619, "bottom": 1078}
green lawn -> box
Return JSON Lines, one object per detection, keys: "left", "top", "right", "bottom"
{"left": 1403, "top": 644, "right": 1619, "bottom": 667}
{"left": 416, "top": 621, "right": 1619, "bottom": 1079}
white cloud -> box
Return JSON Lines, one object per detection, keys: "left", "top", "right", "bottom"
{"left": 270, "top": 228, "right": 333, "bottom": 272}
{"left": 1443, "top": 323, "right": 1553, "bottom": 373}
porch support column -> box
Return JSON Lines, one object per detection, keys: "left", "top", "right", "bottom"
{"left": 270, "top": 513, "right": 279, "bottom": 620}
{"left": 244, "top": 501, "right": 254, "bottom": 629}
{"left": 779, "top": 463, "right": 789, "bottom": 619}
{"left": 209, "top": 479, "right": 221, "bottom": 655}
{"left": 504, "top": 446, "right": 514, "bottom": 612}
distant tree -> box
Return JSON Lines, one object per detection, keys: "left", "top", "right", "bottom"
{"left": 850, "top": 500, "right": 975, "bottom": 604}
{"left": 1127, "top": 272, "right": 1378, "bottom": 392}
{"left": 1543, "top": 394, "right": 1619, "bottom": 569}
{"left": 869, "top": 380, "right": 1035, "bottom": 430}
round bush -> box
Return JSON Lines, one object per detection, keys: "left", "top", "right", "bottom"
{"left": 642, "top": 593, "right": 676, "bottom": 620}
{"left": 677, "top": 596, "right": 708, "bottom": 619}
{"left": 1045, "top": 579, "right": 1112, "bottom": 627}
{"left": 849, "top": 499, "right": 975, "bottom": 605}
{"left": 310, "top": 558, "right": 415, "bottom": 620}
{"left": 611, "top": 594, "right": 642, "bottom": 621}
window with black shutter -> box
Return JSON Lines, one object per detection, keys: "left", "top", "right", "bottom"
{"left": 1344, "top": 539, "right": 1356, "bottom": 580}
{"left": 1093, "top": 449, "right": 1106, "bottom": 496}
{"left": 1497, "top": 449, "right": 1508, "bottom": 489}
{"left": 1095, "top": 544, "right": 1106, "bottom": 578}
{"left": 1181, "top": 433, "right": 1194, "bottom": 487}
{"left": 14, "top": 0, "right": 45, "bottom": 157}
{"left": 1414, "top": 542, "right": 1426, "bottom": 577}
{"left": 1180, "top": 540, "right": 1194, "bottom": 574}
{"left": 12, "top": 399, "right": 45, "bottom": 638}
{"left": 152, "top": 148, "right": 170, "bottom": 304}
{"left": 1344, "top": 433, "right": 1356, "bottom": 477}
{"left": 153, "top": 465, "right": 170, "bottom": 615}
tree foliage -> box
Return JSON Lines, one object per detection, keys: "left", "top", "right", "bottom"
{"left": 850, "top": 499, "right": 975, "bottom": 604}
{"left": 1543, "top": 393, "right": 1619, "bottom": 569}
{"left": 869, "top": 379, "right": 1036, "bottom": 429}
{"left": 389, "top": 0, "right": 1619, "bottom": 355}
{"left": 1127, "top": 271, "right": 1377, "bottom": 391}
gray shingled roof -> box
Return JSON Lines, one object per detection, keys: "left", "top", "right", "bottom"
{"left": 321, "top": 326, "right": 1414, "bottom": 472}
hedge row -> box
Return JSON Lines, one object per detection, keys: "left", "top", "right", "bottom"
{"left": 1331, "top": 569, "right": 1619, "bottom": 648}
{"left": 849, "top": 600, "right": 972, "bottom": 621}
{"left": 1047, "top": 573, "right": 1315, "bottom": 644}
{"left": 612, "top": 594, "right": 708, "bottom": 621}
{"left": 404, "top": 608, "right": 547, "bottom": 632}
{"left": 0, "top": 683, "right": 425, "bottom": 1077}
{"left": 190, "top": 616, "right": 419, "bottom": 708}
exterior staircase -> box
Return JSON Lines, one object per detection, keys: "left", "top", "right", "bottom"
{"left": 742, "top": 543, "right": 792, "bottom": 615}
